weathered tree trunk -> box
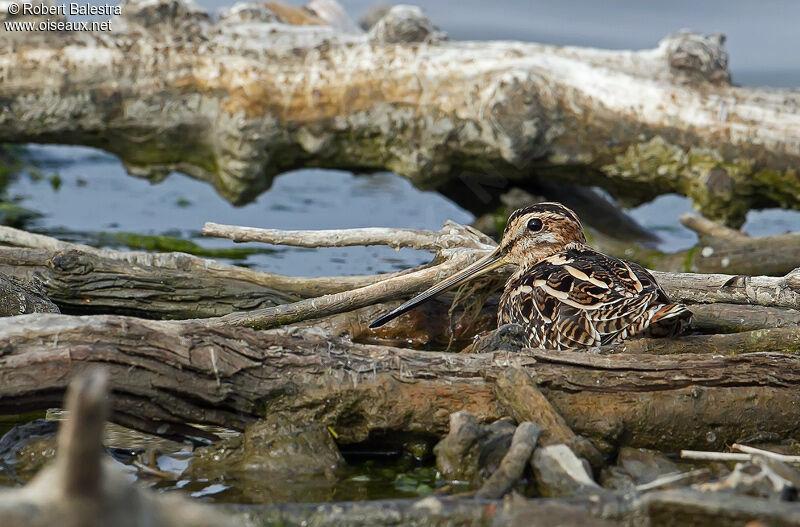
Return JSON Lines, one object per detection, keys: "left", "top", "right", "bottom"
{"left": 2, "top": 313, "right": 800, "bottom": 452}
{"left": 2, "top": 0, "right": 799, "bottom": 224}
{"left": 0, "top": 246, "right": 299, "bottom": 319}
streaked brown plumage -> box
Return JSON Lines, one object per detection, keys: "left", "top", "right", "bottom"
{"left": 370, "top": 202, "right": 691, "bottom": 350}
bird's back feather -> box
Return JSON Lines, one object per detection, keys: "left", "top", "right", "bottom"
{"left": 498, "top": 245, "right": 690, "bottom": 349}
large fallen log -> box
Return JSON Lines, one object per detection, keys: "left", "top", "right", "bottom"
{"left": 4, "top": 222, "right": 800, "bottom": 335}
{"left": 226, "top": 490, "right": 800, "bottom": 527}
{"left": 2, "top": 313, "right": 800, "bottom": 452}
{"left": 4, "top": 357, "right": 800, "bottom": 526}
{"left": 2, "top": 0, "right": 799, "bottom": 224}
{"left": 0, "top": 246, "right": 298, "bottom": 318}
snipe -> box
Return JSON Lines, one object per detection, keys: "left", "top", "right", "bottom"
{"left": 370, "top": 202, "right": 691, "bottom": 350}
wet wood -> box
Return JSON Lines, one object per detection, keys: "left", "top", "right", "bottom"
{"left": 475, "top": 422, "right": 541, "bottom": 499}
{"left": 0, "top": 369, "right": 233, "bottom": 527}
{"left": 495, "top": 367, "right": 603, "bottom": 467}
{"left": 224, "top": 489, "right": 800, "bottom": 527}
{"left": 2, "top": 1, "right": 799, "bottom": 225}
{"left": 2, "top": 313, "right": 800, "bottom": 453}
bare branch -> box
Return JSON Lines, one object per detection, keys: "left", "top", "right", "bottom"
{"left": 681, "top": 451, "right": 752, "bottom": 462}
{"left": 679, "top": 214, "right": 748, "bottom": 241}
{"left": 732, "top": 444, "right": 800, "bottom": 464}
{"left": 653, "top": 268, "right": 800, "bottom": 309}
{"left": 200, "top": 252, "right": 477, "bottom": 329}
{"left": 202, "top": 222, "right": 444, "bottom": 251}
{"left": 0, "top": 225, "right": 416, "bottom": 298}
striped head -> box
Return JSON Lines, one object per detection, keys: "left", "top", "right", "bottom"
{"left": 498, "top": 203, "right": 586, "bottom": 270}
{"left": 369, "top": 201, "right": 586, "bottom": 329}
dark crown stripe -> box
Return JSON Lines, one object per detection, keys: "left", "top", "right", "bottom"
{"left": 506, "top": 202, "right": 581, "bottom": 227}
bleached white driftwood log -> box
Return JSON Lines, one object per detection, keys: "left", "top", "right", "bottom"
{"left": 1, "top": 0, "right": 799, "bottom": 225}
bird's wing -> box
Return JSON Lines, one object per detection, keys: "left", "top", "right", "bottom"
{"left": 500, "top": 248, "right": 665, "bottom": 349}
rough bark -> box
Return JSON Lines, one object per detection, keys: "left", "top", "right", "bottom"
{"left": 0, "top": 225, "right": 410, "bottom": 298}
{"left": 688, "top": 303, "right": 800, "bottom": 333}
{"left": 2, "top": 1, "right": 799, "bottom": 224}
{"left": 3, "top": 313, "right": 800, "bottom": 452}
{"left": 653, "top": 268, "right": 800, "bottom": 309}
{"left": 495, "top": 367, "right": 602, "bottom": 468}
{"left": 0, "top": 246, "right": 298, "bottom": 318}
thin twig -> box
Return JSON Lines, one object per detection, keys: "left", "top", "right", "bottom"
{"left": 132, "top": 460, "right": 181, "bottom": 480}
{"left": 634, "top": 468, "right": 712, "bottom": 492}
{"left": 199, "top": 252, "right": 479, "bottom": 329}
{"left": 203, "top": 222, "right": 445, "bottom": 251}
{"left": 681, "top": 447, "right": 800, "bottom": 465}
{"left": 680, "top": 450, "right": 750, "bottom": 462}
{"left": 679, "top": 214, "right": 748, "bottom": 241}
{"left": 732, "top": 444, "right": 800, "bottom": 464}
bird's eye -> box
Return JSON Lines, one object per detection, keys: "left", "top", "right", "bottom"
{"left": 527, "top": 218, "right": 543, "bottom": 232}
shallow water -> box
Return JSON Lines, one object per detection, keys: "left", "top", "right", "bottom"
{"left": 0, "top": 411, "right": 448, "bottom": 503}
{"left": 11, "top": 145, "right": 472, "bottom": 276}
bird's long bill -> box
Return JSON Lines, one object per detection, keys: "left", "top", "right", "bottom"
{"left": 369, "top": 249, "right": 506, "bottom": 329}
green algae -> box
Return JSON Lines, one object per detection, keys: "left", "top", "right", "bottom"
{"left": 602, "top": 136, "right": 800, "bottom": 227}
{"left": 88, "top": 231, "right": 276, "bottom": 260}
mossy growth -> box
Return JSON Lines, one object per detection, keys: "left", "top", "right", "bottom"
{"left": 602, "top": 136, "right": 800, "bottom": 227}
{"left": 752, "top": 167, "right": 800, "bottom": 210}
{"left": 86, "top": 231, "right": 276, "bottom": 260}
{"left": 0, "top": 145, "right": 46, "bottom": 229}
{"left": 602, "top": 136, "right": 784, "bottom": 227}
